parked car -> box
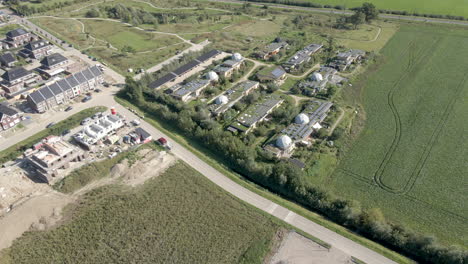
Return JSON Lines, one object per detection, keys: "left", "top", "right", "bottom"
{"left": 95, "top": 88, "right": 102, "bottom": 93}
{"left": 131, "top": 119, "right": 140, "bottom": 126}
{"left": 61, "top": 129, "right": 71, "bottom": 136}
{"left": 81, "top": 117, "right": 91, "bottom": 125}
{"left": 64, "top": 106, "right": 73, "bottom": 112}
{"left": 46, "top": 122, "right": 56, "bottom": 128}
{"left": 157, "top": 137, "right": 172, "bottom": 150}
{"left": 82, "top": 96, "right": 92, "bottom": 103}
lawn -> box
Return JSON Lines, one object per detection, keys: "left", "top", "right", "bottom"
{"left": 302, "top": 0, "right": 468, "bottom": 18}
{"left": 328, "top": 23, "right": 468, "bottom": 246}
{"left": 0, "top": 162, "right": 280, "bottom": 264}
{"left": 0, "top": 24, "right": 23, "bottom": 36}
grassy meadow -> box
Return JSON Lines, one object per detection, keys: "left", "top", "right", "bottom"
{"left": 302, "top": 0, "right": 468, "bottom": 17}
{"left": 0, "top": 162, "right": 280, "bottom": 263}
{"left": 329, "top": 24, "right": 468, "bottom": 246}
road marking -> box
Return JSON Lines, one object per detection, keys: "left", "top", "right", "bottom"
{"left": 284, "top": 211, "right": 295, "bottom": 222}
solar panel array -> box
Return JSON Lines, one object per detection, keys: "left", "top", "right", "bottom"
{"left": 148, "top": 50, "right": 221, "bottom": 90}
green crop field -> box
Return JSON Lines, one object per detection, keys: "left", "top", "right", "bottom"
{"left": 328, "top": 24, "right": 468, "bottom": 246}
{"left": 303, "top": 0, "right": 468, "bottom": 17}
{"left": 0, "top": 162, "right": 280, "bottom": 263}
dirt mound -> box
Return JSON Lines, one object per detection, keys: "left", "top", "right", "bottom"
{"left": 121, "top": 150, "right": 176, "bottom": 186}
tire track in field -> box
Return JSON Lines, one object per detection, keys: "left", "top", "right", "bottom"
{"left": 401, "top": 73, "right": 467, "bottom": 195}
{"left": 373, "top": 37, "right": 443, "bottom": 194}
{"left": 403, "top": 194, "right": 468, "bottom": 221}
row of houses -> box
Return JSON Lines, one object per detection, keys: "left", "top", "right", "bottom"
{"left": 148, "top": 49, "right": 222, "bottom": 90}
{"left": 229, "top": 95, "right": 284, "bottom": 133}
{"left": 209, "top": 80, "right": 259, "bottom": 116}
{"left": 1, "top": 28, "right": 40, "bottom": 50}
{"left": 73, "top": 113, "right": 124, "bottom": 149}
{"left": 27, "top": 65, "right": 103, "bottom": 112}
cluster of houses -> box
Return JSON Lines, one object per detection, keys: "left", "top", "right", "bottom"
{"left": 163, "top": 53, "right": 245, "bottom": 103}
{"left": 73, "top": 113, "right": 124, "bottom": 149}
{"left": 265, "top": 101, "right": 333, "bottom": 157}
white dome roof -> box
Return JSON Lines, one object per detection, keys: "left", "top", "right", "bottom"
{"left": 311, "top": 72, "right": 323, "bottom": 81}
{"left": 276, "top": 135, "right": 292, "bottom": 150}
{"left": 232, "top": 53, "right": 243, "bottom": 61}
{"left": 206, "top": 71, "right": 219, "bottom": 81}
{"left": 215, "top": 95, "right": 229, "bottom": 105}
{"left": 295, "top": 113, "right": 310, "bottom": 124}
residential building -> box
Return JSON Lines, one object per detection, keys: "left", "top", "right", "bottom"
{"left": 20, "top": 39, "right": 53, "bottom": 59}
{"left": 329, "top": 49, "right": 365, "bottom": 71}
{"left": 265, "top": 101, "right": 332, "bottom": 157}
{"left": 0, "top": 52, "right": 17, "bottom": 67}
{"left": 214, "top": 53, "right": 244, "bottom": 78}
{"left": 229, "top": 95, "right": 283, "bottom": 133}
{"left": 0, "top": 104, "right": 20, "bottom": 130}
{"left": 27, "top": 65, "right": 103, "bottom": 112}
{"left": 171, "top": 79, "right": 211, "bottom": 102}
{"left": 39, "top": 53, "right": 70, "bottom": 77}
{"left": 73, "top": 114, "right": 124, "bottom": 149}
{"left": 282, "top": 44, "right": 323, "bottom": 72}
{"left": 255, "top": 39, "right": 289, "bottom": 60}
{"left": 25, "top": 136, "right": 87, "bottom": 183}
{"left": 4, "top": 28, "right": 37, "bottom": 48}
{"left": 256, "top": 66, "right": 287, "bottom": 84}
{"left": 209, "top": 81, "right": 259, "bottom": 116}
{"left": 148, "top": 50, "right": 222, "bottom": 90}
{"left": 298, "top": 67, "right": 338, "bottom": 94}
{"left": 1, "top": 67, "right": 39, "bottom": 95}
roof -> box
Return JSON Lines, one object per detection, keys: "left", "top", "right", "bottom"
{"left": 24, "top": 40, "right": 49, "bottom": 51}
{"left": 173, "top": 60, "right": 200, "bottom": 76}
{"left": 271, "top": 67, "right": 286, "bottom": 79}
{"left": 284, "top": 44, "right": 323, "bottom": 67}
{"left": 0, "top": 104, "right": 18, "bottom": 117}
{"left": 28, "top": 90, "right": 46, "bottom": 104}
{"left": 148, "top": 72, "right": 177, "bottom": 89}
{"left": 1, "top": 67, "right": 31, "bottom": 82}
{"left": 40, "top": 53, "right": 67, "bottom": 67}
{"left": 196, "top": 49, "right": 220, "bottom": 62}
{"left": 6, "top": 28, "right": 28, "bottom": 38}
{"left": 0, "top": 53, "right": 17, "bottom": 65}
{"left": 27, "top": 66, "right": 102, "bottom": 105}
{"left": 135, "top": 127, "right": 151, "bottom": 140}
{"left": 289, "top": 158, "right": 306, "bottom": 169}
{"left": 258, "top": 66, "right": 286, "bottom": 80}
{"left": 173, "top": 79, "right": 210, "bottom": 97}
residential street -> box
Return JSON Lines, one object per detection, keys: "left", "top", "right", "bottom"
{"left": 0, "top": 13, "right": 399, "bottom": 264}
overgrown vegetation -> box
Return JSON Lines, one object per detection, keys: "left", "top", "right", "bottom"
{"left": 2, "top": 162, "right": 279, "bottom": 263}
{"left": 0, "top": 107, "right": 105, "bottom": 164}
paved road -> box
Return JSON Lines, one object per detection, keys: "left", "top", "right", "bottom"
{"left": 0, "top": 12, "right": 399, "bottom": 264}
{"left": 209, "top": 0, "right": 468, "bottom": 26}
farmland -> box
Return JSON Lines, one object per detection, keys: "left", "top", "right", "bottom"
{"left": 328, "top": 24, "right": 468, "bottom": 246}
{"left": 301, "top": 0, "right": 468, "bottom": 18}
{"left": 0, "top": 162, "right": 280, "bottom": 263}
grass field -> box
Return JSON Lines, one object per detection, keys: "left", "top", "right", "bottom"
{"left": 328, "top": 24, "right": 468, "bottom": 246}
{"left": 30, "top": 17, "right": 189, "bottom": 73}
{"left": 302, "top": 0, "right": 468, "bottom": 17}
{"left": 0, "top": 162, "right": 280, "bottom": 263}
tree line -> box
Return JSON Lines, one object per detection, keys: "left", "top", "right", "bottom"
{"left": 240, "top": 0, "right": 467, "bottom": 21}
{"left": 119, "top": 76, "right": 467, "bottom": 264}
